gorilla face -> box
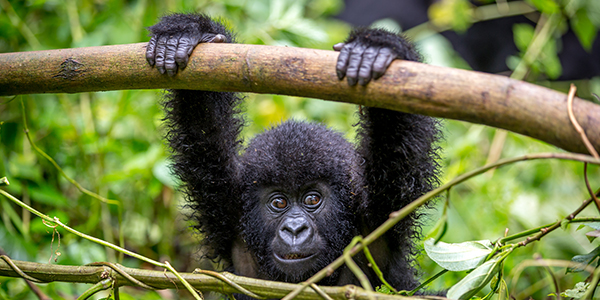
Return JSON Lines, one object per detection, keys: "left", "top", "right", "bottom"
{"left": 237, "top": 121, "right": 361, "bottom": 282}
{"left": 262, "top": 183, "right": 327, "bottom": 277}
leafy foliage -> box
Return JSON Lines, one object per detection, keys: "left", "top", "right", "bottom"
{"left": 2, "top": 0, "right": 600, "bottom": 299}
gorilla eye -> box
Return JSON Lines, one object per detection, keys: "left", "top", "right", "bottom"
{"left": 271, "top": 197, "right": 288, "bottom": 209}
{"left": 304, "top": 194, "right": 321, "bottom": 206}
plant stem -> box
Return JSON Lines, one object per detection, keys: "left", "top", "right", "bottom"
{"left": 283, "top": 152, "right": 600, "bottom": 299}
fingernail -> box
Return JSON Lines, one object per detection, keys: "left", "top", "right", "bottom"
{"left": 347, "top": 77, "right": 357, "bottom": 86}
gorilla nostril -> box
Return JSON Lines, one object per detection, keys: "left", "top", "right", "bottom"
{"left": 280, "top": 217, "right": 313, "bottom": 245}
{"left": 283, "top": 220, "right": 308, "bottom": 236}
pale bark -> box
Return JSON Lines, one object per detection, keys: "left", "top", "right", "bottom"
{"left": 0, "top": 42, "right": 599, "bottom": 154}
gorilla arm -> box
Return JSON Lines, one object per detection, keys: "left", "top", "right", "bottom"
{"left": 146, "top": 13, "right": 244, "bottom": 263}
{"left": 336, "top": 28, "right": 442, "bottom": 290}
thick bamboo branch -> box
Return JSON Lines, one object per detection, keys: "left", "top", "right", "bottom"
{"left": 0, "top": 259, "right": 427, "bottom": 300}
{"left": 0, "top": 43, "right": 599, "bottom": 154}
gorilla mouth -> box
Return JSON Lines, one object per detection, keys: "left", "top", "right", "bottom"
{"left": 282, "top": 253, "right": 310, "bottom": 260}
{"left": 276, "top": 252, "right": 315, "bottom": 261}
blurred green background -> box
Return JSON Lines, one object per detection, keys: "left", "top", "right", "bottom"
{"left": 1, "top": 0, "right": 600, "bottom": 299}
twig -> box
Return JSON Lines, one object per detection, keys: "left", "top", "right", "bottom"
{"left": 407, "top": 269, "right": 448, "bottom": 296}
{"left": 509, "top": 259, "right": 596, "bottom": 299}
{"left": 567, "top": 84, "right": 600, "bottom": 158}
{"left": 87, "top": 262, "right": 157, "bottom": 290}
{"left": 343, "top": 238, "right": 375, "bottom": 299}
{"left": 511, "top": 190, "right": 598, "bottom": 248}
{"left": 360, "top": 237, "right": 398, "bottom": 293}
{"left": 0, "top": 255, "right": 45, "bottom": 283}
{"left": 77, "top": 278, "right": 112, "bottom": 300}
{"left": 3, "top": 243, "right": 57, "bottom": 300}
{"left": 0, "top": 258, "right": 422, "bottom": 300}
{"left": 485, "top": 12, "right": 562, "bottom": 168}
{"left": 282, "top": 152, "right": 600, "bottom": 300}
{"left": 310, "top": 283, "right": 335, "bottom": 300}
{"left": 583, "top": 163, "right": 600, "bottom": 214}
{"left": 20, "top": 100, "right": 121, "bottom": 206}
{"left": 498, "top": 216, "right": 600, "bottom": 245}
{"left": 583, "top": 266, "right": 600, "bottom": 299}
{"left": 20, "top": 99, "right": 126, "bottom": 261}
{"left": 0, "top": 188, "right": 203, "bottom": 300}
{"left": 536, "top": 255, "right": 561, "bottom": 300}
{"left": 406, "top": 1, "right": 537, "bottom": 38}
{"left": 193, "top": 269, "right": 264, "bottom": 299}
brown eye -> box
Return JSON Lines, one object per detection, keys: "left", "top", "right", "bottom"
{"left": 304, "top": 194, "right": 321, "bottom": 206}
{"left": 271, "top": 198, "right": 287, "bottom": 209}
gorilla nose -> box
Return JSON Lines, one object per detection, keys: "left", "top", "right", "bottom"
{"left": 280, "top": 217, "right": 313, "bottom": 246}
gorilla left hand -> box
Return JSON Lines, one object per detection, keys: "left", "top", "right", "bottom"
{"left": 334, "top": 28, "right": 420, "bottom": 86}
{"left": 334, "top": 41, "right": 397, "bottom": 86}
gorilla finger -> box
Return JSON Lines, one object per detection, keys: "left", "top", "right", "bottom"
{"left": 175, "top": 35, "right": 200, "bottom": 70}
{"left": 357, "top": 46, "right": 380, "bottom": 86}
{"left": 209, "top": 34, "right": 227, "bottom": 43}
{"left": 372, "top": 48, "right": 397, "bottom": 79}
{"left": 165, "top": 34, "right": 181, "bottom": 76}
{"left": 345, "top": 43, "right": 367, "bottom": 86}
{"left": 332, "top": 43, "right": 345, "bottom": 51}
{"left": 154, "top": 35, "right": 169, "bottom": 75}
{"left": 146, "top": 37, "right": 158, "bottom": 66}
{"left": 336, "top": 41, "right": 356, "bottom": 80}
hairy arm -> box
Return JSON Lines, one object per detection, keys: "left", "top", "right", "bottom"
{"left": 336, "top": 28, "right": 441, "bottom": 238}
{"left": 147, "top": 13, "right": 244, "bottom": 261}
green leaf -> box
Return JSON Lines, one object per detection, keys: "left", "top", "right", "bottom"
{"left": 425, "top": 200, "right": 448, "bottom": 242}
{"left": 571, "top": 9, "right": 597, "bottom": 51}
{"left": 376, "top": 285, "right": 394, "bottom": 295}
{"left": 540, "top": 43, "right": 562, "bottom": 79}
{"left": 424, "top": 239, "right": 493, "bottom": 271}
{"left": 582, "top": 222, "right": 600, "bottom": 230}
{"left": 447, "top": 258, "right": 502, "bottom": 300}
{"left": 29, "top": 183, "right": 70, "bottom": 207}
{"left": 512, "top": 23, "right": 535, "bottom": 52}
{"left": 526, "top": 0, "right": 560, "bottom": 14}
{"left": 568, "top": 245, "right": 600, "bottom": 273}
{"left": 561, "top": 282, "right": 590, "bottom": 298}
{"left": 586, "top": 229, "right": 600, "bottom": 242}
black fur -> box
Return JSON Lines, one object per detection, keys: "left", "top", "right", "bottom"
{"left": 149, "top": 13, "right": 441, "bottom": 295}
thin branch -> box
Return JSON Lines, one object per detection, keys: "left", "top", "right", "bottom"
{"left": 283, "top": 152, "right": 600, "bottom": 300}
{"left": 583, "top": 163, "right": 600, "bottom": 214}
{"left": 343, "top": 238, "right": 375, "bottom": 298}
{"left": 583, "top": 266, "right": 600, "bottom": 299}
{"left": 536, "top": 255, "right": 561, "bottom": 300}
{"left": 0, "top": 188, "right": 203, "bottom": 300}
{"left": 568, "top": 84, "right": 600, "bottom": 158}
{"left": 406, "top": 1, "right": 537, "bottom": 38}
{"left": 510, "top": 13, "right": 561, "bottom": 80}
{"left": 497, "top": 217, "right": 600, "bottom": 245}
{"left": 509, "top": 258, "right": 596, "bottom": 299}
{"left": 0, "top": 258, "right": 425, "bottom": 300}
{"left": 485, "top": 11, "right": 561, "bottom": 168}
{"left": 19, "top": 100, "right": 121, "bottom": 207}
{"left": 510, "top": 190, "right": 598, "bottom": 248}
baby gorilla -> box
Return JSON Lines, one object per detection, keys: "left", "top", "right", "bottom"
{"left": 146, "top": 13, "right": 440, "bottom": 296}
